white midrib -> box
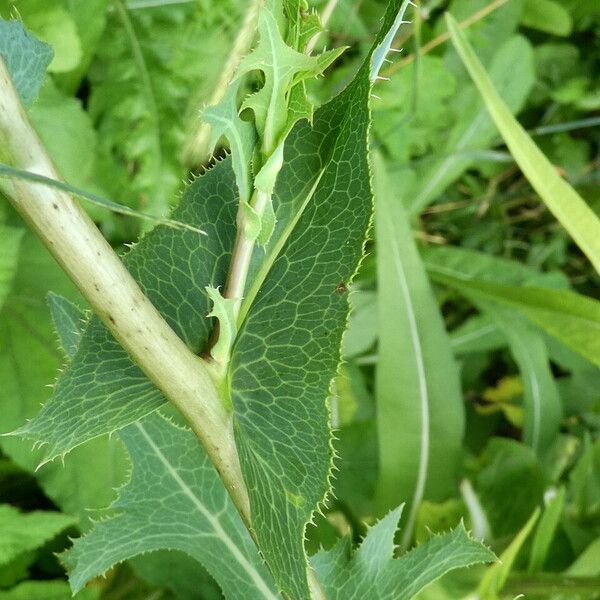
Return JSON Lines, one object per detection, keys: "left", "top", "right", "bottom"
{"left": 505, "top": 331, "right": 541, "bottom": 452}
{"left": 385, "top": 217, "right": 430, "bottom": 548}
{"left": 134, "top": 422, "right": 278, "bottom": 600}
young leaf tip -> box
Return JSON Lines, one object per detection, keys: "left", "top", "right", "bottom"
{"left": 370, "top": 0, "right": 414, "bottom": 83}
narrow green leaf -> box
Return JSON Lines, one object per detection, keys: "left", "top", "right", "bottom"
{"left": 0, "top": 163, "right": 205, "bottom": 234}
{"left": 373, "top": 155, "right": 464, "bottom": 544}
{"left": 528, "top": 487, "right": 566, "bottom": 574}
{"left": 47, "top": 293, "right": 85, "bottom": 359}
{"left": 0, "top": 19, "right": 52, "bottom": 106}
{"left": 567, "top": 537, "right": 600, "bottom": 577}
{"left": 478, "top": 508, "right": 540, "bottom": 599}
{"left": 481, "top": 306, "right": 562, "bottom": 454}
{"left": 311, "top": 512, "right": 495, "bottom": 600}
{"left": 447, "top": 13, "right": 600, "bottom": 274}
{"left": 432, "top": 273, "right": 600, "bottom": 370}
{"left": 0, "top": 504, "right": 76, "bottom": 566}
{"left": 0, "top": 225, "right": 24, "bottom": 309}
{"left": 409, "top": 34, "right": 535, "bottom": 213}
{"left": 63, "top": 412, "right": 278, "bottom": 599}
{"left": 450, "top": 314, "right": 505, "bottom": 356}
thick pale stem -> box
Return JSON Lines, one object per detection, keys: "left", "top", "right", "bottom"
{"left": 0, "top": 58, "right": 251, "bottom": 528}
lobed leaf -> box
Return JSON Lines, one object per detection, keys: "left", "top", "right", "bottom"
{"left": 62, "top": 411, "right": 278, "bottom": 599}
{"left": 311, "top": 508, "right": 495, "bottom": 600}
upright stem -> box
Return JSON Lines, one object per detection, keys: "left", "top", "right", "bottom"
{"left": 0, "top": 58, "right": 251, "bottom": 529}
{"left": 224, "top": 189, "right": 270, "bottom": 316}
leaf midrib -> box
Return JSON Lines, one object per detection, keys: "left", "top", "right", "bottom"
{"left": 134, "top": 420, "right": 278, "bottom": 600}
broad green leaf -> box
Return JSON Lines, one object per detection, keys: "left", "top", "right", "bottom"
{"left": 0, "top": 580, "right": 98, "bottom": 600}
{"left": 0, "top": 225, "right": 23, "bottom": 309}
{"left": 229, "top": 6, "right": 414, "bottom": 595}
{"left": 0, "top": 229, "right": 127, "bottom": 524}
{"left": 528, "top": 487, "right": 566, "bottom": 573}
{"left": 478, "top": 508, "right": 540, "bottom": 599}
{"left": 47, "top": 293, "right": 84, "bottom": 359}
{"left": 0, "top": 504, "right": 76, "bottom": 566}
{"left": 373, "top": 155, "right": 464, "bottom": 546}
{"left": 480, "top": 306, "right": 562, "bottom": 454}
{"left": 0, "top": 18, "right": 52, "bottom": 106}
{"left": 522, "top": 0, "right": 572, "bottom": 36}
{"left": 311, "top": 508, "right": 495, "bottom": 600}
{"left": 8, "top": 163, "right": 238, "bottom": 458}
{"left": 63, "top": 411, "right": 278, "bottom": 599}
{"left": 408, "top": 34, "right": 535, "bottom": 213}
{"left": 447, "top": 13, "right": 600, "bottom": 274}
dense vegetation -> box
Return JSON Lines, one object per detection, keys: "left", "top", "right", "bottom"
{"left": 0, "top": 0, "right": 599, "bottom": 598}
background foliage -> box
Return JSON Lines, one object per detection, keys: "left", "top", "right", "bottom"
{"left": 1, "top": 0, "right": 599, "bottom": 598}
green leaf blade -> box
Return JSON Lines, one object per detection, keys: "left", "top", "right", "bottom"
{"left": 312, "top": 511, "right": 495, "bottom": 600}
{"left": 0, "top": 225, "right": 24, "bottom": 310}
{"left": 63, "top": 412, "right": 278, "bottom": 599}
{"left": 0, "top": 19, "right": 53, "bottom": 106}
{"left": 0, "top": 504, "right": 76, "bottom": 567}
{"left": 8, "top": 160, "right": 238, "bottom": 460}
{"left": 47, "top": 293, "right": 84, "bottom": 359}
{"left": 229, "top": 4, "right": 415, "bottom": 596}
{"left": 446, "top": 12, "right": 600, "bottom": 273}
{"left": 373, "top": 155, "right": 464, "bottom": 543}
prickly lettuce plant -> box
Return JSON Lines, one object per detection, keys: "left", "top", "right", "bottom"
{"left": 0, "top": 1, "right": 494, "bottom": 598}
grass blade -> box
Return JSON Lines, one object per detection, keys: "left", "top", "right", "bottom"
{"left": 446, "top": 13, "right": 600, "bottom": 274}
